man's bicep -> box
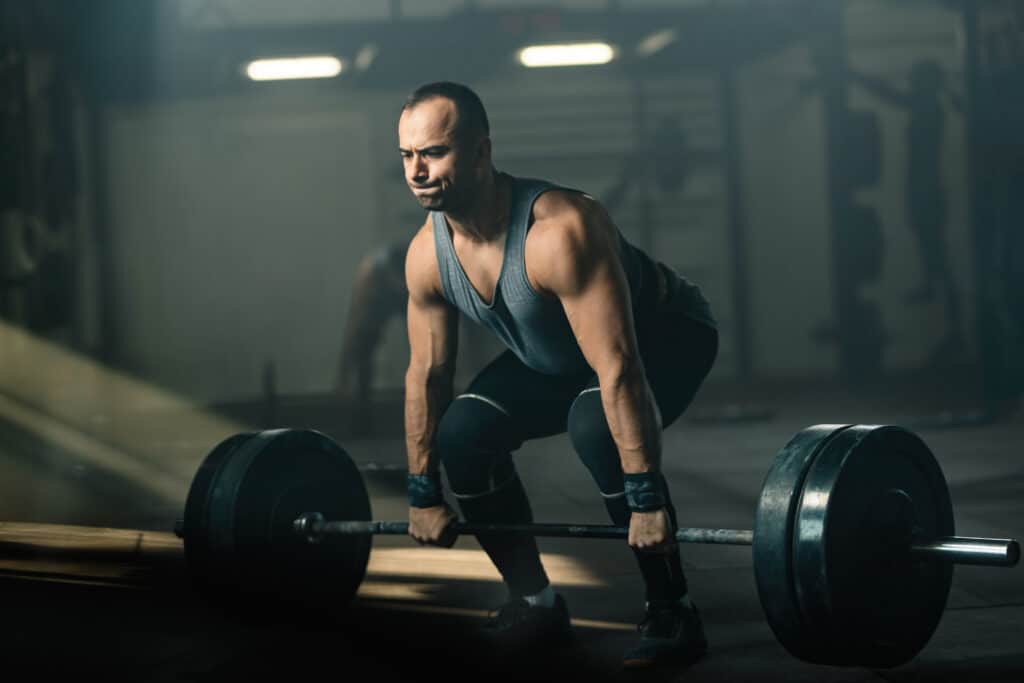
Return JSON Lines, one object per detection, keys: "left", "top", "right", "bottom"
{"left": 543, "top": 216, "right": 639, "bottom": 374}
{"left": 403, "top": 223, "right": 455, "bottom": 369}
{"left": 561, "top": 262, "right": 638, "bottom": 374}
{"left": 406, "top": 293, "right": 458, "bottom": 374}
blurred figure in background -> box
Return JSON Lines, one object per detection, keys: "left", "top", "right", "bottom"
{"left": 335, "top": 240, "right": 408, "bottom": 435}
{"left": 850, "top": 60, "right": 967, "bottom": 366}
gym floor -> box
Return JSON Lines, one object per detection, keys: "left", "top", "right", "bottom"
{"left": 0, "top": 361, "right": 1021, "bottom": 682}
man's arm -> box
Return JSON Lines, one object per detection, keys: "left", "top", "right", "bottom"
{"left": 528, "top": 192, "right": 671, "bottom": 551}
{"left": 404, "top": 223, "right": 460, "bottom": 545}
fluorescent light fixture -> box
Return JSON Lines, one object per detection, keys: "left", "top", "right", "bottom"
{"left": 245, "top": 55, "right": 344, "bottom": 81}
{"left": 517, "top": 42, "right": 615, "bottom": 68}
{"left": 637, "top": 28, "right": 678, "bottom": 57}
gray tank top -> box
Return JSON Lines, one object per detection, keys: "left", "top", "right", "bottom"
{"left": 431, "top": 175, "right": 715, "bottom": 375}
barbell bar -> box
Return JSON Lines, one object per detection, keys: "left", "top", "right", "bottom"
{"left": 291, "top": 514, "right": 1018, "bottom": 567}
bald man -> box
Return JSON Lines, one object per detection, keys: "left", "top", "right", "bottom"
{"left": 399, "top": 82, "right": 717, "bottom": 668}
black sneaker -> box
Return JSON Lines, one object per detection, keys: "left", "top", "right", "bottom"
{"left": 479, "top": 594, "right": 573, "bottom": 653}
{"left": 622, "top": 600, "right": 708, "bottom": 669}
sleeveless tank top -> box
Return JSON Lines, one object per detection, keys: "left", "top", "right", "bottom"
{"left": 432, "top": 175, "right": 714, "bottom": 375}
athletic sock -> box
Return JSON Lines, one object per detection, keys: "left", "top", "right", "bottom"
{"left": 523, "top": 584, "right": 556, "bottom": 608}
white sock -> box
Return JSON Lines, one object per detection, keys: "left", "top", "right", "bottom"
{"left": 523, "top": 585, "right": 556, "bottom": 608}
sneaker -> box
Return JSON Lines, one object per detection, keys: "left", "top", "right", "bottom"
{"left": 622, "top": 600, "right": 708, "bottom": 669}
{"left": 479, "top": 594, "right": 573, "bottom": 652}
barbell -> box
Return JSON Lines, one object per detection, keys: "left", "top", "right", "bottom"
{"left": 175, "top": 424, "right": 1019, "bottom": 668}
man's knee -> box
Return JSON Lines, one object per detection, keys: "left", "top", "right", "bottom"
{"left": 437, "top": 394, "right": 519, "bottom": 496}
{"left": 567, "top": 388, "right": 623, "bottom": 495}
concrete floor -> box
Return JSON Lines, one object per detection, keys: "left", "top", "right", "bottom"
{"left": 0, "top": 350, "right": 1022, "bottom": 681}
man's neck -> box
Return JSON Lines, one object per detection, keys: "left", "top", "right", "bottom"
{"left": 445, "top": 170, "right": 508, "bottom": 244}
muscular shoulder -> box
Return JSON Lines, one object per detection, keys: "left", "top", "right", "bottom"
{"left": 531, "top": 189, "right": 617, "bottom": 247}
{"left": 532, "top": 188, "right": 599, "bottom": 227}
{"left": 405, "top": 218, "right": 444, "bottom": 304}
{"left": 526, "top": 190, "right": 619, "bottom": 295}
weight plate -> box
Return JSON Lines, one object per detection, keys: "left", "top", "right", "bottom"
{"left": 182, "top": 432, "right": 255, "bottom": 587}
{"left": 753, "top": 424, "right": 854, "bottom": 663}
{"left": 794, "top": 425, "right": 954, "bottom": 667}
{"left": 187, "top": 429, "right": 372, "bottom": 613}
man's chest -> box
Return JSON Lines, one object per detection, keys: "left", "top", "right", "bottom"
{"left": 448, "top": 222, "right": 550, "bottom": 305}
{"left": 450, "top": 232, "right": 506, "bottom": 306}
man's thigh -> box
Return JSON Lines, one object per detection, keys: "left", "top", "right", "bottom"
{"left": 460, "top": 350, "right": 592, "bottom": 443}
{"left": 636, "top": 315, "right": 718, "bottom": 427}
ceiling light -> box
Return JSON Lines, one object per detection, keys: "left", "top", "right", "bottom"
{"left": 245, "top": 55, "right": 344, "bottom": 81}
{"left": 517, "top": 42, "right": 615, "bottom": 68}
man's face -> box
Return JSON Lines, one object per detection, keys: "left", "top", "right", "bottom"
{"left": 398, "top": 97, "right": 482, "bottom": 213}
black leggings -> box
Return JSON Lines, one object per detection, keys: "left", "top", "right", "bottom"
{"left": 436, "top": 313, "right": 718, "bottom": 603}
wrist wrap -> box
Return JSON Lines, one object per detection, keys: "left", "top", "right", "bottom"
{"left": 407, "top": 473, "right": 444, "bottom": 508}
{"left": 623, "top": 471, "right": 667, "bottom": 512}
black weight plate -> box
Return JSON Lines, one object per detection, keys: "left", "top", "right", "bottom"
{"left": 197, "top": 429, "right": 372, "bottom": 613}
{"left": 753, "top": 424, "right": 854, "bottom": 663}
{"left": 182, "top": 432, "right": 256, "bottom": 587}
{"left": 794, "top": 425, "right": 954, "bottom": 667}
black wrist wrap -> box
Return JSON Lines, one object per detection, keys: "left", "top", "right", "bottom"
{"left": 623, "top": 471, "right": 667, "bottom": 512}
{"left": 407, "top": 473, "right": 444, "bottom": 508}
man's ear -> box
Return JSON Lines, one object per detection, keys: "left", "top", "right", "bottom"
{"left": 477, "top": 136, "right": 492, "bottom": 166}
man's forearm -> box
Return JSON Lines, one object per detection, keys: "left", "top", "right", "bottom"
{"left": 598, "top": 361, "right": 663, "bottom": 475}
{"left": 404, "top": 368, "right": 454, "bottom": 476}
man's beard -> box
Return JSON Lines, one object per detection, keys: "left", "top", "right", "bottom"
{"left": 415, "top": 192, "right": 444, "bottom": 210}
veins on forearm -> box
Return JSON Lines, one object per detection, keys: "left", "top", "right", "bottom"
{"left": 404, "top": 370, "right": 454, "bottom": 474}
{"left": 600, "top": 362, "right": 662, "bottom": 473}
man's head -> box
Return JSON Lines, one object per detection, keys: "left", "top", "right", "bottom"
{"left": 398, "top": 82, "right": 492, "bottom": 213}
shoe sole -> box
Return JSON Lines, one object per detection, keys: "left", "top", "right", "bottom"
{"left": 622, "top": 646, "right": 707, "bottom": 669}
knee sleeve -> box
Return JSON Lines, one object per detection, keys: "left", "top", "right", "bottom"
{"left": 436, "top": 393, "right": 520, "bottom": 497}
{"left": 436, "top": 395, "right": 546, "bottom": 595}
{"left": 567, "top": 387, "right": 627, "bottom": 498}
{"left": 568, "top": 387, "right": 683, "bottom": 527}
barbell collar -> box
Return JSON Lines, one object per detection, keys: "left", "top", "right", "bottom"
{"left": 294, "top": 511, "right": 327, "bottom": 544}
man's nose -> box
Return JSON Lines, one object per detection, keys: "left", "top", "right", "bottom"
{"left": 410, "top": 156, "right": 428, "bottom": 181}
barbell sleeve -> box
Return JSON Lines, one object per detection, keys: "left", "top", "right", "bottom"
{"left": 910, "top": 536, "right": 1020, "bottom": 567}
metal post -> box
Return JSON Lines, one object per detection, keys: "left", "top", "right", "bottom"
{"left": 718, "top": 66, "right": 754, "bottom": 382}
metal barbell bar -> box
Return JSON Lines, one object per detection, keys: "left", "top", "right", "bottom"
{"left": 292, "top": 514, "right": 1020, "bottom": 567}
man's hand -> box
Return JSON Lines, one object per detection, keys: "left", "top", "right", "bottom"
{"left": 409, "top": 504, "right": 459, "bottom": 548}
{"left": 628, "top": 508, "right": 676, "bottom": 554}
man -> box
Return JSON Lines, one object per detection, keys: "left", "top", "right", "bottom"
{"left": 400, "top": 82, "right": 718, "bottom": 668}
